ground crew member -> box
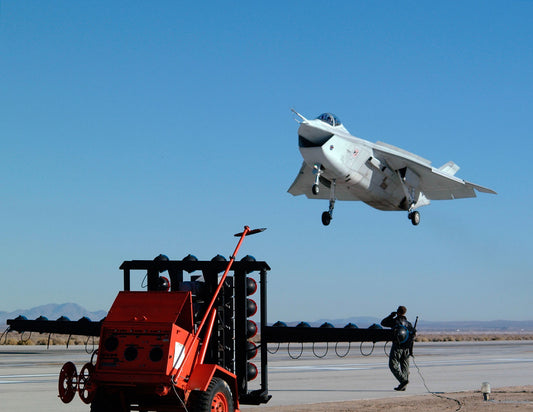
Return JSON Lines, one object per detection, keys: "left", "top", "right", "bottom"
{"left": 381, "top": 305, "right": 414, "bottom": 391}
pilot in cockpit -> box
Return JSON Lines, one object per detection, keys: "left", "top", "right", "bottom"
{"left": 317, "top": 113, "right": 341, "bottom": 127}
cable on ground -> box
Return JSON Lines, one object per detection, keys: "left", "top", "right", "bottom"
{"left": 170, "top": 378, "right": 189, "bottom": 412}
{"left": 412, "top": 356, "right": 463, "bottom": 411}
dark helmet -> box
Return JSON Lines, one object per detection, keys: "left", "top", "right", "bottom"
{"left": 394, "top": 325, "right": 409, "bottom": 344}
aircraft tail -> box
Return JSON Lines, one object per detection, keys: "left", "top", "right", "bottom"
{"left": 439, "top": 161, "right": 460, "bottom": 176}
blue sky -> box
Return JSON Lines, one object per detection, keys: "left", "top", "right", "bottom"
{"left": 1, "top": 1, "right": 531, "bottom": 323}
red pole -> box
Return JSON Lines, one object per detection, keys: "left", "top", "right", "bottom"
{"left": 197, "top": 308, "right": 217, "bottom": 365}
{"left": 195, "top": 226, "right": 250, "bottom": 336}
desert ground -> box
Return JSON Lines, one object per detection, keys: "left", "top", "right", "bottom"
{"left": 256, "top": 386, "right": 533, "bottom": 411}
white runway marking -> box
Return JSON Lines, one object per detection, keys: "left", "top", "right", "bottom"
{"left": 0, "top": 374, "right": 57, "bottom": 378}
{"left": 0, "top": 373, "right": 57, "bottom": 384}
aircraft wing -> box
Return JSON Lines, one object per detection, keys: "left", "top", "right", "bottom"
{"left": 288, "top": 162, "right": 330, "bottom": 199}
{"left": 288, "top": 162, "right": 360, "bottom": 200}
{"left": 372, "top": 145, "right": 497, "bottom": 200}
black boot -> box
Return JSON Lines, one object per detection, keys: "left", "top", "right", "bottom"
{"left": 394, "top": 380, "right": 409, "bottom": 391}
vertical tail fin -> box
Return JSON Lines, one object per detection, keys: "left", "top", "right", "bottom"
{"left": 439, "top": 161, "right": 460, "bottom": 176}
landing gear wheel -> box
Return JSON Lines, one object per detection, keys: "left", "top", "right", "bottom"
{"left": 321, "top": 211, "right": 332, "bottom": 226}
{"left": 193, "top": 377, "right": 234, "bottom": 412}
{"left": 58, "top": 361, "right": 78, "bottom": 404}
{"left": 312, "top": 184, "right": 320, "bottom": 195}
{"left": 78, "top": 362, "right": 96, "bottom": 404}
{"left": 409, "top": 211, "right": 420, "bottom": 226}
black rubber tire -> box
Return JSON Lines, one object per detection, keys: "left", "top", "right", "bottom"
{"left": 410, "top": 211, "right": 420, "bottom": 226}
{"left": 321, "top": 211, "right": 331, "bottom": 226}
{"left": 192, "top": 377, "right": 234, "bottom": 412}
{"left": 312, "top": 184, "right": 320, "bottom": 195}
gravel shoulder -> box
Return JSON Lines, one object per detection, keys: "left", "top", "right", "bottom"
{"left": 251, "top": 386, "right": 533, "bottom": 411}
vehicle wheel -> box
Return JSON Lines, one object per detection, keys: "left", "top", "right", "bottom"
{"left": 58, "top": 361, "right": 78, "bottom": 404}
{"left": 312, "top": 184, "right": 320, "bottom": 195}
{"left": 410, "top": 211, "right": 420, "bottom": 226}
{"left": 321, "top": 211, "right": 331, "bottom": 226}
{"left": 193, "top": 377, "right": 234, "bottom": 412}
{"left": 78, "top": 363, "right": 96, "bottom": 404}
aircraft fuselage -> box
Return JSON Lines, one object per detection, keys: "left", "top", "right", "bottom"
{"left": 298, "top": 121, "right": 415, "bottom": 212}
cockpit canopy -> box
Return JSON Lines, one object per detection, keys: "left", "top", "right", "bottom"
{"left": 316, "top": 113, "right": 342, "bottom": 127}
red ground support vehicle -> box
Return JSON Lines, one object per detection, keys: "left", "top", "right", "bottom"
{"left": 57, "top": 226, "right": 269, "bottom": 412}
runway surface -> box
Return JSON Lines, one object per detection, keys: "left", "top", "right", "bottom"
{"left": 1, "top": 340, "right": 532, "bottom": 411}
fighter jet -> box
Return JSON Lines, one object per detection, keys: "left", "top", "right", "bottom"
{"left": 288, "top": 110, "right": 496, "bottom": 226}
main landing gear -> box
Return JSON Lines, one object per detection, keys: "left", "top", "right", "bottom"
{"left": 320, "top": 179, "right": 336, "bottom": 226}
{"left": 321, "top": 210, "right": 332, "bottom": 226}
{"left": 408, "top": 210, "right": 420, "bottom": 226}
{"left": 396, "top": 169, "right": 421, "bottom": 226}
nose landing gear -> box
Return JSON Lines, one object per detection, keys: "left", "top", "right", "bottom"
{"left": 312, "top": 164, "right": 322, "bottom": 195}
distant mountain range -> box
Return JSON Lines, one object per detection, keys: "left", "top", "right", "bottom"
{"left": 2, "top": 305, "right": 532, "bottom": 332}
{"left": 1, "top": 303, "right": 107, "bottom": 328}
